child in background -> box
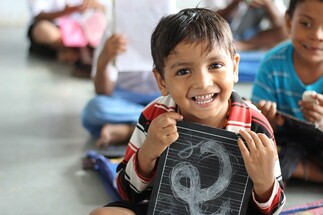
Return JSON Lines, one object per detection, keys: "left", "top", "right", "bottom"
{"left": 89, "top": 8, "right": 285, "bottom": 215}
{"left": 200, "top": 0, "right": 288, "bottom": 51}
{"left": 251, "top": 0, "right": 323, "bottom": 184}
{"left": 27, "top": 0, "right": 106, "bottom": 64}
{"left": 81, "top": 0, "right": 175, "bottom": 147}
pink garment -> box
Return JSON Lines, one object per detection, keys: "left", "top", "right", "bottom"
{"left": 82, "top": 11, "right": 106, "bottom": 47}
{"left": 58, "top": 11, "right": 106, "bottom": 48}
{"left": 58, "top": 16, "right": 87, "bottom": 47}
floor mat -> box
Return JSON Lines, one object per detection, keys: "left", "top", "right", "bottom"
{"left": 281, "top": 199, "right": 323, "bottom": 215}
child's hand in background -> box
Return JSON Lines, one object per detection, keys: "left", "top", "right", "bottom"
{"left": 300, "top": 92, "right": 323, "bottom": 130}
{"left": 256, "top": 100, "right": 284, "bottom": 131}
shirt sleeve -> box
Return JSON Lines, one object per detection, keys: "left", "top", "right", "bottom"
{"left": 115, "top": 109, "right": 157, "bottom": 202}
{"left": 115, "top": 142, "right": 154, "bottom": 201}
{"left": 252, "top": 179, "right": 286, "bottom": 214}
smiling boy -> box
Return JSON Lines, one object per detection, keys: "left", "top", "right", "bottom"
{"left": 90, "top": 8, "right": 286, "bottom": 215}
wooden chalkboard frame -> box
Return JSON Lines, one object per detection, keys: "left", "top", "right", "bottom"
{"left": 147, "top": 121, "right": 253, "bottom": 215}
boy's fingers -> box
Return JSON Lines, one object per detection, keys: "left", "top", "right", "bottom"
{"left": 257, "top": 133, "right": 272, "bottom": 148}
{"left": 248, "top": 131, "right": 263, "bottom": 149}
{"left": 314, "top": 93, "right": 323, "bottom": 105}
{"left": 239, "top": 130, "right": 256, "bottom": 151}
{"left": 238, "top": 138, "right": 250, "bottom": 157}
{"left": 153, "top": 112, "right": 183, "bottom": 127}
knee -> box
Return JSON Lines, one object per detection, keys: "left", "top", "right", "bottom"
{"left": 32, "top": 20, "right": 61, "bottom": 44}
{"left": 89, "top": 208, "right": 103, "bottom": 215}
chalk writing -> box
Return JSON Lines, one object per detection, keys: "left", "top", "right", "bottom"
{"left": 170, "top": 140, "right": 232, "bottom": 214}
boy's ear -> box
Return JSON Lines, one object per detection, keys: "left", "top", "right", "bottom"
{"left": 285, "top": 12, "right": 292, "bottom": 34}
{"left": 233, "top": 53, "right": 240, "bottom": 83}
{"left": 153, "top": 68, "right": 168, "bottom": 96}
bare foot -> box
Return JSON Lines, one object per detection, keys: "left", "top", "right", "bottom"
{"left": 96, "top": 124, "right": 135, "bottom": 148}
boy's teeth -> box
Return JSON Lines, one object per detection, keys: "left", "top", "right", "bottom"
{"left": 195, "top": 99, "right": 213, "bottom": 104}
{"left": 195, "top": 93, "right": 213, "bottom": 100}
{"left": 194, "top": 93, "right": 214, "bottom": 104}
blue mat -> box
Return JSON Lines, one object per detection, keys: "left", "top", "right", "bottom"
{"left": 238, "top": 51, "right": 266, "bottom": 82}
{"left": 83, "top": 150, "right": 121, "bottom": 201}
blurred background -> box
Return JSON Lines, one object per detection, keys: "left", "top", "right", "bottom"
{"left": 0, "top": 1, "right": 321, "bottom": 215}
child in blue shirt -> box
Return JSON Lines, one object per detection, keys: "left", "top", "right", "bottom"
{"left": 251, "top": 0, "right": 323, "bottom": 184}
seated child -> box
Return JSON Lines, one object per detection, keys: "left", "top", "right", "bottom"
{"left": 81, "top": 0, "right": 175, "bottom": 147}
{"left": 27, "top": 0, "right": 106, "bottom": 64}
{"left": 89, "top": 8, "right": 286, "bottom": 215}
{"left": 251, "top": 0, "right": 323, "bottom": 184}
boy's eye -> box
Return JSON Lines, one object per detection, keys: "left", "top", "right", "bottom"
{"left": 300, "top": 21, "right": 311, "bottom": 28}
{"left": 209, "top": 63, "right": 222, "bottom": 69}
{"left": 176, "top": 69, "right": 190, "bottom": 76}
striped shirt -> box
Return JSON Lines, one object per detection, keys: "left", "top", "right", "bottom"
{"left": 116, "top": 91, "right": 285, "bottom": 214}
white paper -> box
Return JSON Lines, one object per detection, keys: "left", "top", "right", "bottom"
{"left": 114, "top": 0, "right": 175, "bottom": 72}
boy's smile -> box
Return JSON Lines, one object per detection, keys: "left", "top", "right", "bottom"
{"left": 191, "top": 93, "right": 217, "bottom": 105}
{"left": 154, "top": 41, "right": 239, "bottom": 127}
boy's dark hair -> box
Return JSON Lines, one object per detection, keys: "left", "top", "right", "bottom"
{"left": 151, "top": 8, "right": 236, "bottom": 78}
{"left": 287, "top": 0, "right": 303, "bottom": 17}
{"left": 287, "top": 0, "right": 323, "bottom": 17}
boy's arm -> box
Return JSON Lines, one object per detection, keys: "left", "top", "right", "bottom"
{"left": 94, "top": 34, "right": 127, "bottom": 95}
{"left": 34, "top": 5, "right": 80, "bottom": 21}
{"left": 249, "top": 0, "right": 284, "bottom": 28}
{"left": 251, "top": 179, "right": 285, "bottom": 214}
{"left": 116, "top": 147, "right": 156, "bottom": 201}
{"left": 217, "top": 0, "right": 242, "bottom": 19}
{"left": 115, "top": 107, "right": 183, "bottom": 201}
{"left": 114, "top": 113, "right": 155, "bottom": 201}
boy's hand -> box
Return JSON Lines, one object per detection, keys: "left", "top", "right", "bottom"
{"left": 137, "top": 112, "right": 183, "bottom": 177}
{"left": 257, "top": 100, "right": 276, "bottom": 120}
{"left": 299, "top": 93, "right": 323, "bottom": 130}
{"left": 237, "top": 130, "right": 277, "bottom": 202}
{"left": 101, "top": 33, "right": 127, "bottom": 65}
{"left": 256, "top": 100, "right": 284, "bottom": 130}
{"left": 80, "top": 0, "right": 106, "bottom": 12}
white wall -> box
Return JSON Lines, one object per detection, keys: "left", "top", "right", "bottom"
{"left": 0, "top": 0, "right": 29, "bottom": 26}
{"left": 177, "top": 0, "right": 201, "bottom": 9}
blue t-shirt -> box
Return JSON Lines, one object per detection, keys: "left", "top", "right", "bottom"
{"left": 251, "top": 41, "right": 323, "bottom": 120}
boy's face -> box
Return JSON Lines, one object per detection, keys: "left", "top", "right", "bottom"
{"left": 154, "top": 41, "right": 239, "bottom": 126}
{"left": 285, "top": 0, "right": 323, "bottom": 64}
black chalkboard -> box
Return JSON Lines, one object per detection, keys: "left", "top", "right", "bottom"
{"left": 277, "top": 111, "right": 323, "bottom": 150}
{"left": 147, "top": 121, "right": 253, "bottom": 215}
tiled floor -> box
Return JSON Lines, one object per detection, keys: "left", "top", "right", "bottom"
{"left": 0, "top": 26, "right": 322, "bottom": 215}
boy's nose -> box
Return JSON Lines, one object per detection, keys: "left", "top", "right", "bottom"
{"left": 311, "top": 27, "right": 323, "bottom": 41}
{"left": 193, "top": 70, "right": 213, "bottom": 88}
